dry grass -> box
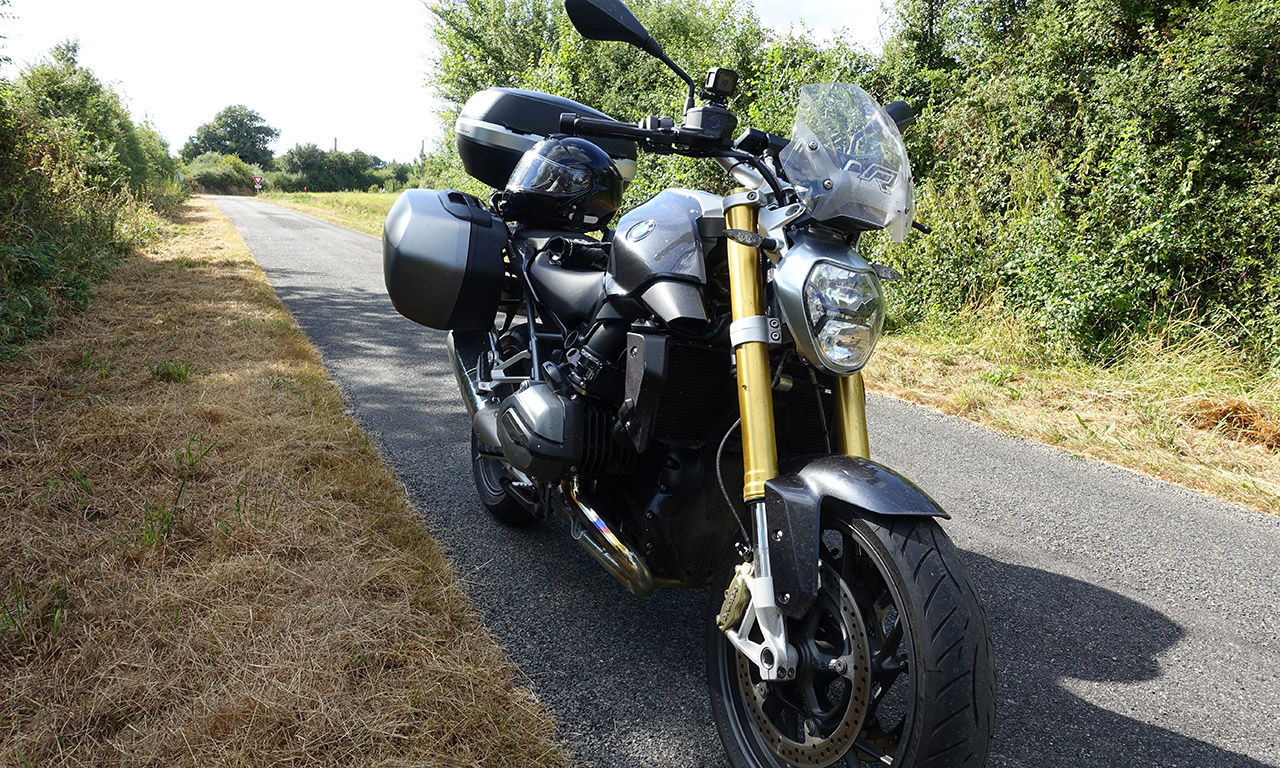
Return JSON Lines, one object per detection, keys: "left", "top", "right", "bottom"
{"left": 261, "top": 192, "right": 397, "bottom": 238}
{"left": 869, "top": 314, "right": 1280, "bottom": 516}
{"left": 0, "top": 199, "right": 566, "bottom": 767}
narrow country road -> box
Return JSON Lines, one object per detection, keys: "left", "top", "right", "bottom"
{"left": 211, "top": 195, "right": 1280, "bottom": 768}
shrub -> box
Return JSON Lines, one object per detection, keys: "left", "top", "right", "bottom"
{"left": 0, "top": 85, "right": 153, "bottom": 355}
{"left": 265, "top": 170, "right": 306, "bottom": 193}
{"left": 183, "top": 152, "right": 257, "bottom": 195}
{"left": 862, "top": 0, "right": 1280, "bottom": 364}
{"left": 0, "top": 44, "right": 180, "bottom": 356}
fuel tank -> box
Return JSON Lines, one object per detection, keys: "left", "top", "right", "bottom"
{"left": 610, "top": 190, "right": 725, "bottom": 334}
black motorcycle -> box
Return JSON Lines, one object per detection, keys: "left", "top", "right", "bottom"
{"left": 383, "top": 0, "right": 994, "bottom": 764}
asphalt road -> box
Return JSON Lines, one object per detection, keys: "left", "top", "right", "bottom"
{"left": 211, "top": 195, "right": 1280, "bottom": 768}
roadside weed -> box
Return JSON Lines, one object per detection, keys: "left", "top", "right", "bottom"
{"left": 1, "top": 577, "right": 68, "bottom": 652}
{"left": 140, "top": 477, "right": 191, "bottom": 546}
{"left": 149, "top": 359, "right": 191, "bottom": 383}
{"left": 176, "top": 433, "right": 216, "bottom": 474}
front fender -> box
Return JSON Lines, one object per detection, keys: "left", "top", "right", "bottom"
{"left": 763, "top": 454, "right": 949, "bottom": 620}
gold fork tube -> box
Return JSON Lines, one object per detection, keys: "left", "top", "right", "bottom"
{"left": 834, "top": 372, "right": 870, "bottom": 459}
{"left": 725, "top": 194, "right": 778, "bottom": 502}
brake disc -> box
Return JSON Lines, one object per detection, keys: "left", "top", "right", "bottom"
{"left": 736, "top": 570, "right": 872, "bottom": 767}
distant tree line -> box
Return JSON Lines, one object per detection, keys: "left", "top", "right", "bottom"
{"left": 177, "top": 106, "right": 414, "bottom": 194}
{"left": 268, "top": 143, "right": 412, "bottom": 193}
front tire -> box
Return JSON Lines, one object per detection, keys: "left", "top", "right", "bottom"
{"left": 707, "top": 512, "right": 995, "bottom": 767}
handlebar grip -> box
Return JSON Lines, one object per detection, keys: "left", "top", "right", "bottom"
{"left": 559, "top": 112, "right": 667, "bottom": 144}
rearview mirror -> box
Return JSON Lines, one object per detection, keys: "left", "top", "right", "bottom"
{"left": 564, "top": 0, "right": 660, "bottom": 57}
{"left": 884, "top": 100, "right": 917, "bottom": 133}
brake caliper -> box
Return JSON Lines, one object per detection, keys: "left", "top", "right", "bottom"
{"left": 716, "top": 561, "right": 754, "bottom": 632}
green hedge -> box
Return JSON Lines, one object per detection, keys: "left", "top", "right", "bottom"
{"left": 0, "top": 45, "right": 180, "bottom": 357}
{"left": 862, "top": 0, "right": 1280, "bottom": 363}
{"left": 418, "top": 0, "right": 1279, "bottom": 364}
{"left": 183, "top": 152, "right": 264, "bottom": 195}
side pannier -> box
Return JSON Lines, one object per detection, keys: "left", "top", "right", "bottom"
{"left": 383, "top": 189, "right": 507, "bottom": 331}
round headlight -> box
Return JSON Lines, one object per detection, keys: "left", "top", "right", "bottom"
{"left": 803, "top": 262, "right": 885, "bottom": 373}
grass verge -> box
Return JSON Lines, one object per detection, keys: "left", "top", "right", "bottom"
{"left": 870, "top": 313, "right": 1280, "bottom": 516}
{"left": 260, "top": 191, "right": 397, "bottom": 237}
{"left": 254, "top": 192, "right": 1280, "bottom": 516}
{"left": 0, "top": 198, "right": 566, "bottom": 767}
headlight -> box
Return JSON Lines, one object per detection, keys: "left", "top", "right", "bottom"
{"left": 803, "top": 262, "right": 885, "bottom": 373}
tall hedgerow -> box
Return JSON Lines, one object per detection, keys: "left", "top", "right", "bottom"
{"left": 863, "top": 0, "right": 1280, "bottom": 363}
{"left": 0, "top": 42, "right": 184, "bottom": 357}
{"left": 418, "top": 0, "right": 1278, "bottom": 364}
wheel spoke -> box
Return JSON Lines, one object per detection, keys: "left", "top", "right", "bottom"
{"left": 866, "top": 659, "right": 906, "bottom": 722}
{"left": 853, "top": 738, "right": 895, "bottom": 765}
{"left": 881, "top": 615, "right": 904, "bottom": 659}
{"left": 782, "top": 704, "right": 799, "bottom": 741}
{"left": 803, "top": 682, "right": 825, "bottom": 722}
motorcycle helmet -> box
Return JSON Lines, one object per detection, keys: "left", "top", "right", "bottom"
{"left": 499, "top": 136, "right": 624, "bottom": 232}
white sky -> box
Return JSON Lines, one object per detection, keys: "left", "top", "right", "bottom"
{"left": 0, "top": 0, "right": 888, "bottom": 164}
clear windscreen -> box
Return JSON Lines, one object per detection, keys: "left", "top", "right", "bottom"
{"left": 780, "top": 83, "right": 914, "bottom": 242}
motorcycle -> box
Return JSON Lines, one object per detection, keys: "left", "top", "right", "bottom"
{"left": 383, "top": 0, "right": 995, "bottom": 764}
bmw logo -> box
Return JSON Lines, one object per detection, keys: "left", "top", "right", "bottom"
{"left": 627, "top": 219, "right": 657, "bottom": 242}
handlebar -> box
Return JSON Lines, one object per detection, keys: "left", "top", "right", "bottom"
{"left": 559, "top": 112, "right": 790, "bottom": 202}
{"left": 559, "top": 112, "right": 674, "bottom": 146}
{"left": 559, "top": 112, "right": 922, "bottom": 236}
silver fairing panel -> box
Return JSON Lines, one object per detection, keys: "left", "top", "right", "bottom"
{"left": 609, "top": 189, "right": 723, "bottom": 293}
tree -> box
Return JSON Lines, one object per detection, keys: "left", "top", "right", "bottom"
{"left": 180, "top": 105, "right": 279, "bottom": 167}
{"left": 427, "top": 0, "right": 560, "bottom": 108}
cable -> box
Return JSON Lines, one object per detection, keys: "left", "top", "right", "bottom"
{"left": 718, "top": 353, "right": 790, "bottom": 553}
{"left": 715, "top": 417, "right": 752, "bottom": 553}
{"left": 715, "top": 149, "right": 789, "bottom": 202}
{"left": 808, "top": 367, "right": 833, "bottom": 454}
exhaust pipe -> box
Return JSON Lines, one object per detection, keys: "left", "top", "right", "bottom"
{"left": 446, "top": 331, "right": 502, "bottom": 447}
{"left": 556, "top": 480, "right": 654, "bottom": 597}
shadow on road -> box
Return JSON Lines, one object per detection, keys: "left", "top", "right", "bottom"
{"left": 256, "top": 273, "right": 467, "bottom": 442}
{"left": 962, "top": 551, "right": 1270, "bottom": 768}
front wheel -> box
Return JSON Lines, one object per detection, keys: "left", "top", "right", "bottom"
{"left": 707, "top": 513, "right": 995, "bottom": 767}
